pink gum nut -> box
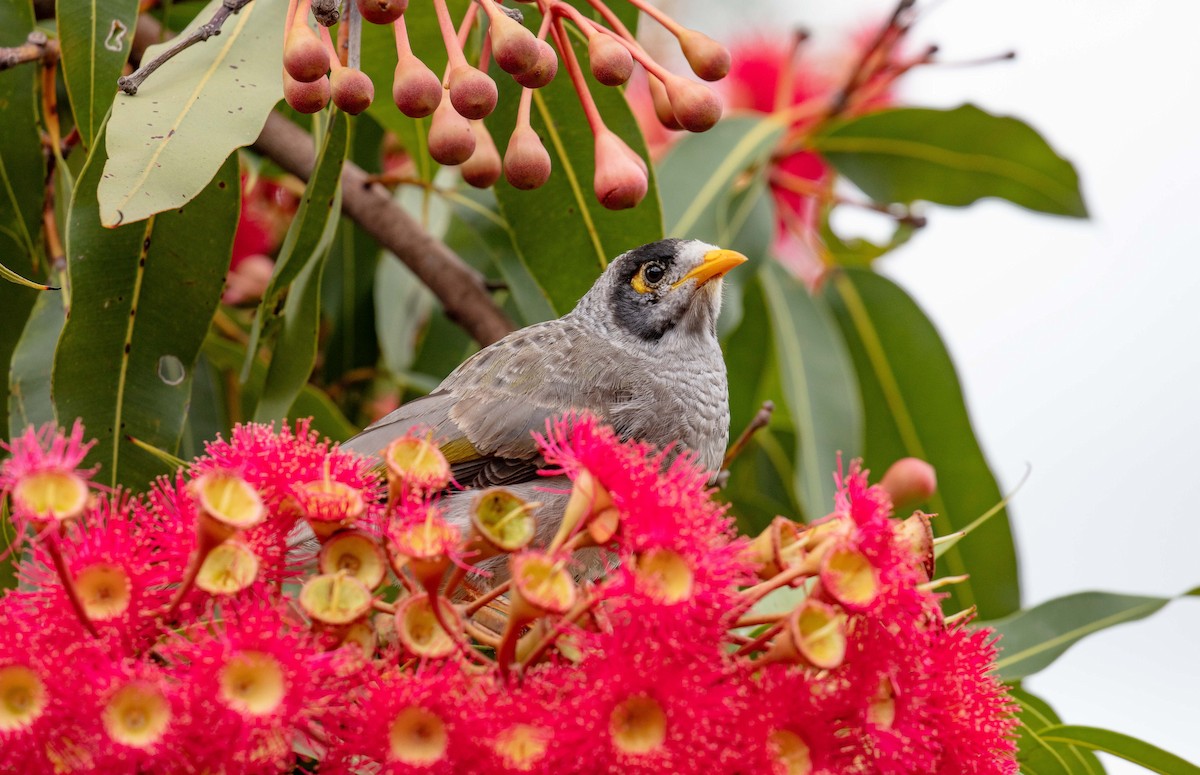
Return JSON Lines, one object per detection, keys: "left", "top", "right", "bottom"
{"left": 593, "top": 129, "right": 647, "bottom": 209}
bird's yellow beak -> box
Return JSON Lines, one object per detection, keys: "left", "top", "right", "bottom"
{"left": 674, "top": 249, "right": 749, "bottom": 289}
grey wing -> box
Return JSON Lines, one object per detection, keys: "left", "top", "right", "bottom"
{"left": 340, "top": 319, "right": 644, "bottom": 488}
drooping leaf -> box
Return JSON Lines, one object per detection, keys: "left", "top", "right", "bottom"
{"left": 819, "top": 210, "right": 916, "bottom": 269}
{"left": 56, "top": 138, "right": 238, "bottom": 490}
{"left": 373, "top": 182, "right": 443, "bottom": 381}
{"left": 811, "top": 104, "right": 1088, "bottom": 217}
{"left": 243, "top": 111, "right": 348, "bottom": 383}
{"left": 442, "top": 187, "right": 556, "bottom": 326}
{"left": 0, "top": 0, "right": 46, "bottom": 438}
{"left": 0, "top": 0, "right": 44, "bottom": 273}
{"left": 984, "top": 591, "right": 1175, "bottom": 682}
{"left": 253, "top": 113, "right": 349, "bottom": 422}
{"left": 489, "top": 15, "right": 663, "bottom": 315}
{"left": 823, "top": 268, "right": 1019, "bottom": 618}
{"left": 660, "top": 114, "right": 786, "bottom": 244}
{"left": 720, "top": 276, "right": 803, "bottom": 533}
{"left": 99, "top": 0, "right": 286, "bottom": 226}
{"left": 760, "top": 261, "right": 861, "bottom": 519}
{"left": 57, "top": 0, "right": 138, "bottom": 150}
{"left": 1011, "top": 688, "right": 1106, "bottom": 775}
{"left": 1039, "top": 726, "right": 1200, "bottom": 775}
{"left": 8, "top": 290, "right": 65, "bottom": 437}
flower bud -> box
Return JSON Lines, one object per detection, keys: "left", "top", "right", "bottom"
{"left": 678, "top": 28, "right": 731, "bottom": 81}
{"left": 588, "top": 33, "right": 633, "bottom": 86}
{"left": 512, "top": 39, "right": 558, "bottom": 89}
{"left": 880, "top": 457, "right": 937, "bottom": 512}
{"left": 593, "top": 129, "right": 648, "bottom": 210}
{"left": 283, "top": 24, "right": 329, "bottom": 83}
{"left": 284, "top": 71, "right": 331, "bottom": 114}
{"left": 448, "top": 64, "right": 498, "bottom": 120}
{"left": 355, "top": 0, "right": 406, "bottom": 25}
{"left": 647, "top": 74, "right": 681, "bottom": 130}
{"left": 489, "top": 12, "right": 540, "bottom": 76}
{"left": 461, "top": 121, "right": 502, "bottom": 188}
{"left": 429, "top": 97, "right": 476, "bottom": 165}
{"left": 330, "top": 67, "right": 375, "bottom": 115}
{"left": 503, "top": 124, "right": 551, "bottom": 190}
{"left": 663, "top": 74, "right": 721, "bottom": 132}
{"left": 392, "top": 54, "right": 443, "bottom": 118}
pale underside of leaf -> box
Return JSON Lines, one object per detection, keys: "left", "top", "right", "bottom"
{"left": 98, "top": 0, "right": 285, "bottom": 226}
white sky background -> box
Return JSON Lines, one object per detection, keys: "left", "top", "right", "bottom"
{"left": 672, "top": 1, "right": 1200, "bottom": 770}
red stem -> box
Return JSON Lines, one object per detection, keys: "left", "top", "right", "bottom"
{"left": 44, "top": 531, "right": 99, "bottom": 638}
{"left": 544, "top": 11, "right": 604, "bottom": 134}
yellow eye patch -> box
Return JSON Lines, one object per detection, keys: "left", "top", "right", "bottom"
{"left": 631, "top": 272, "right": 651, "bottom": 294}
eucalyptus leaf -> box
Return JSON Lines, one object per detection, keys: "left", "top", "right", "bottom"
{"left": 0, "top": 0, "right": 45, "bottom": 440}
{"left": 57, "top": 0, "right": 138, "bottom": 150}
{"left": 253, "top": 114, "right": 349, "bottom": 422}
{"left": 660, "top": 114, "right": 786, "bottom": 243}
{"left": 811, "top": 105, "right": 1087, "bottom": 217}
{"left": 489, "top": 14, "right": 663, "bottom": 315}
{"left": 1039, "top": 726, "right": 1200, "bottom": 775}
{"left": 8, "top": 291, "right": 65, "bottom": 438}
{"left": 244, "top": 111, "right": 349, "bottom": 383}
{"left": 57, "top": 139, "right": 238, "bottom": 490}
{"left": 759, "top": 261, "right": 861, "bottom": 519}
{"left": 1012, "top": 688, "right": 1106, "bottom": 775}
{"left": 823, "top": 268, "right": 1019, "bottom": 618}
{"left": 99, "top": 0, "right": 286, "bottom": 226}
{"left": 985, "top": 591, "right": 1175, "bottom": 681}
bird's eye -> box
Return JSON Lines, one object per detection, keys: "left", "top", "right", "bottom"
{"left": 643, "top": 262, "right": 666, "bottom": 284}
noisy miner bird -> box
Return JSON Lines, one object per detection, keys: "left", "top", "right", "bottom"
{"left": 296, "top": 239, "right": 747, "bottom": 567}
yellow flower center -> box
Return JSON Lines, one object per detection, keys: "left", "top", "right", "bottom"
{"left": 767, "top": 729, "right": 812, "bottom": 775}
{"left": 0, "top": 665, "right": 47, "bottom": 732}
{"left": 76, "top": 563, "right": 132, "bottom": 620}
{"left": 103, "top": 683, "right": 171, "bottom": 749}
{"left": 218, "top": 651, "right": 286, "bottom": 716}
{"left": 389, "top": 706, "right": 448, "bottom": 765}
{"left": 493, "top": 724, "right": 549, "bottom": 770}
{"left": 610, "top": 694, "right": 666, "bottom": 755}
{"left": 635, "top": 548, "right": 694, "bottom": 604}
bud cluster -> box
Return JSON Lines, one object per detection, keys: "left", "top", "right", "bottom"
{"left": 0, "top": 417, "right": 1016, "bottom": 772}
{"left": 283, "top": 0, "right": 732, "bottom": 209}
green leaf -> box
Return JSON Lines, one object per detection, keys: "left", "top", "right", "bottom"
{"left": 819, "top": 211, "right": 916, "bottom": 269}
{"left": 56, "top": 137, "right": 238, "bottom": 490}
{"left": 661, "top": 114, "right": 786, "bottom": 243}
{"left": 99, "top": 0, "right": 286, "bottom": 226}
{"left": 292, "top": 385, "right": 358, "bottom": 441}
{"left": 823, "top": 268, "right": 1020, "bottom": 618}
{"left": 253, "top": 113, "right": 349, "bottom": 422}
{"left": 0, "top": 0, "right": 45, "bottom": 271}
{"left": 1012, "top": 689, "right": 1106, "bottom": 775}
{"left": 489, "top": 17, "right": 663, "bottom": 315}
{"left": 1039, "top": 726, "right": 1200, "bottom": 775}
{"left": 811, "top": 104, "right": 1087, "bottom": 217}
{"left": 255, "top": 241, "right": 334, "bottom": 421}
{"left": 760, "top": 261, "right": 860, "bottom": 519}
{"left": 985, "top": 591, "right": 1174, "bottom": 682}
{"left": 57, "top": 0, "right": 138, "bottom": 150}
{"left": 244, "top": 111, "right": 348, "bottom": 382}
{"left": 8, "top": 290, "right": 65, "bottom": 437}
{"left": 0, "top": 0, "right": 45, "bottom": 440}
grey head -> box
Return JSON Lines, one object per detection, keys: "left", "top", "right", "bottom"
{"left": 571, "top": 238, "right": 748, "bottom": 346}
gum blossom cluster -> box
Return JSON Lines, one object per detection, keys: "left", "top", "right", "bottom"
{"left": 284, "top": 0, "right": 730, "bottom": 209}
{"left": 0, "top": 416, "right": 1016, "bottom": 773}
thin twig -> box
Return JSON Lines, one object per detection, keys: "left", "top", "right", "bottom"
{"left": 0, "top": 31, "right": 56, "bottom": 72}
{"left": 118, "top": 0, "right": 254, "bottom": 95}
{"left": 722, "top": 401, "right": 775, "bottom": 472}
